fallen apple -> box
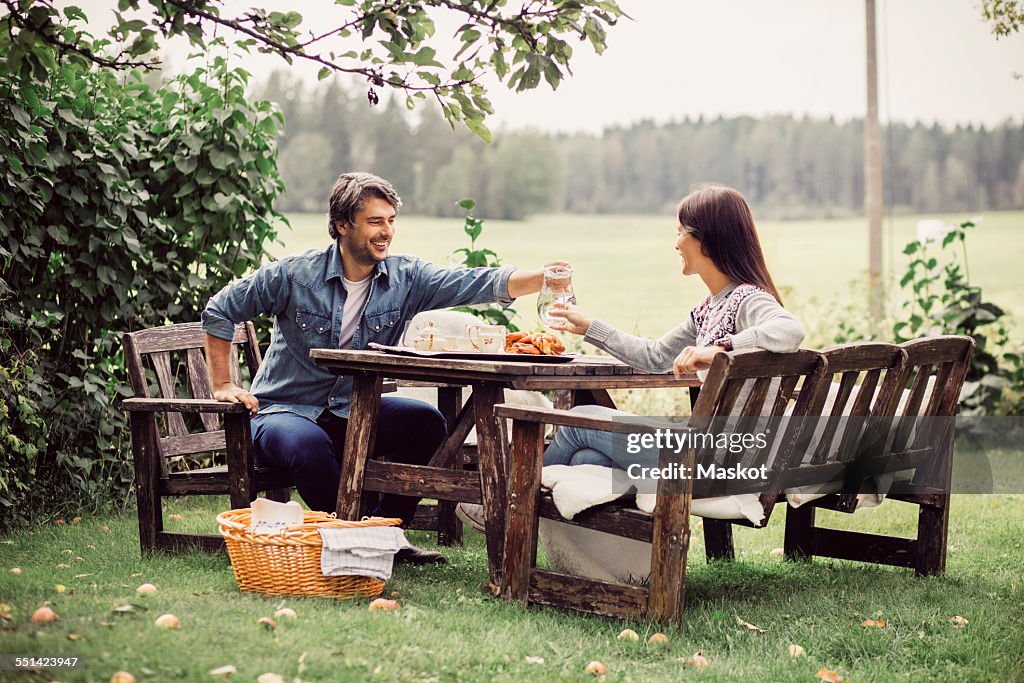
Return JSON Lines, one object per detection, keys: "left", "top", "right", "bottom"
{"left": 368, "top": 598, "right": 399, "bottom": 611}
{"left": 617, "top": 628, "right": 639, "bottom": 641}
{"left": 208, "top": 664, "right": 237, "bottom": 678}
{"left": 585, "top": 660, "right": 606, "bottom": 676}
{"left": 31, "top": 605, "right": 59, "bottom": 623}
{"left": 136, "top": 583, "right": 157, "bottom": 595}
{"left": 647, "top": 632, "right": 668, "bottom": 645}
{"left": 816, "top": 668, "right": 844, "bottom": 683}
{"left": 154, "top": 613, "right": 180, "bottom": 629}
{"left": 109, "top": 672, "right": 136, "bottom": 683}
{"left": 687, "top": 652, "right": 709, "bottom": 671}
{"left": 273, "top": 608, "right": 297, "bottom": 620}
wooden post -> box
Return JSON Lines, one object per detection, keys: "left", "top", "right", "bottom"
{"left": 647, "top": 446, "right": 693, "bottom": 623}
{"left": 784, "top": 505, "right": 816, "bottom": 562}
{"left": 130, "top": 411, "right": 162, "bottom": 554}
{"left": 865, "top": 0, "right": 885, "bottom": 327}
{"left": 472, "top": 381, "right": 508, "bottom": 581}
{"left": 501, "top": 420, "right": 544, "bottom": 603}
{"left": 702, "top": 519, "right": 735, "bottom": 562}
{"left": 224, "top": 411, "right": 255, "bottom": 511}
{"left": 436, "top": 386, "right": 464, "bottom": 546}
{"left": 335, "top": 373, "right": 383, "bottom": 519}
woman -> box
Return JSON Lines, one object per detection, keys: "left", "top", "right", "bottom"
{"left": 543, "top": 183, "right": 805, "bottom": 470}
{"left": 455, "top": 184, "right": 805, "bottom": 535}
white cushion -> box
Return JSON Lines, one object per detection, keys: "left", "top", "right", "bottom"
{"left": 539, "top": 519, "right": 652, "bottom": 584}
{"left": 635, "top": 492, "right": 766, "bottom": 526}
{"left": 541, "top": 464, "right": 634, "bottom": 519}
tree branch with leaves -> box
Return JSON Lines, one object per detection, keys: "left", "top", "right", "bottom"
{"left": 0, "top": 0, "right": 625, "bottom": 140}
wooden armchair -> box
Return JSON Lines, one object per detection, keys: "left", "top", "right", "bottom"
{"left": 122, "top": 321, "right": 464, "bottom": 554}
{"left": 496, "top": 348, "right": 829, "bottom": 623}
{"left": 784, "top": 335, "right": 975, "bottom": 576}
{"left": 121, "top": 322, "right": 292, "bottom": 554}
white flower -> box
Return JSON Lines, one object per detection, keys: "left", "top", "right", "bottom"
{"left": 916, "top": 219, "right": 953, "bottom": 244}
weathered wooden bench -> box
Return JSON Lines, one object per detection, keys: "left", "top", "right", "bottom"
{"left": 495, "top": 336, "right": 974, "bottom": 623}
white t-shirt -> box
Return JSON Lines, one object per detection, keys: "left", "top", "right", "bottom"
{"left": 338, "top": 275, "right": 372, "bottom": 348}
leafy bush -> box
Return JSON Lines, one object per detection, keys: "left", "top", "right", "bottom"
{"left": 822, "top": 219, "right": 1022, "bottom": 416}
{"left": 893, "top": 220, "right": 1023, "bottom": 415}
{"left": 0, "top": 33, "right": 285, "bottom": 528}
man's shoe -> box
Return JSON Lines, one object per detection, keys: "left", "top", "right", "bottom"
{"left": 395, "top": 545, "right": 446, "bottom": 565}
{"left": 455, "top": 502, "right": 486, "bottom": 533}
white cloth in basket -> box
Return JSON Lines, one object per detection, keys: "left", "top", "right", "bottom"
{"left": 318, "top": 527, "right": 411, "bottom": 581}
{"left": 249, "top": 498, "right": 303, "bottom": 533}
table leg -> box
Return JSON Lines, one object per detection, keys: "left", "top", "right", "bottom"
{"left": 472, "top": 381, "right": 508, "bottom": 582}
{"left": 335, "top": 373, "right": 383, "bottom": 520}
{"left": 436, "top": 386, "right": 465, "bottom": 546}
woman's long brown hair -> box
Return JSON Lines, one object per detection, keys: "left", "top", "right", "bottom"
{"left": 677, "top": 184, "right": 784, "bottom": 305}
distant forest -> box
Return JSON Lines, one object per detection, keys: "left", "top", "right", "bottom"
{"left": 258, "top": 72, "right": 1024, "bottom": 220}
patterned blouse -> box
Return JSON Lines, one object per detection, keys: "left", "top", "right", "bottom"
{"left": 691, "top": 283, "right": 762, "bottom": 348}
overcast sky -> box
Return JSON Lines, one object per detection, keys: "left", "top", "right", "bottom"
{"left": 69, "top": 0, "right": 1024, "bottom": 133}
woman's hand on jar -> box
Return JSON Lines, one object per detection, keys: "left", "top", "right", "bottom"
{"left": 547, "top": 302, "right": 591, "bottom": 336}
{"left": 673, "top": 345, "right": 725, "bottom": 378}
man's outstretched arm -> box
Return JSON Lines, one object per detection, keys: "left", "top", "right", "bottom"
{"left": 506, "top": 260, "right": 572, "bottom": 298}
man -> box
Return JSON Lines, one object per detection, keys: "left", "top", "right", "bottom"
{"left": 202, "top": 172, "right": 553, "bottom": 564}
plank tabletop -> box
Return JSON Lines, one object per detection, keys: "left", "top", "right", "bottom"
{"left": 309, "top": 348, "right": 698, "bottom": 387}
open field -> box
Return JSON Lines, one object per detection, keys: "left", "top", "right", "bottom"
{"left": 273, "top": 211, "right": 1024, "bottom": 347}
{"left": 1, "top": 492, "right": 1022, "bottom": 682}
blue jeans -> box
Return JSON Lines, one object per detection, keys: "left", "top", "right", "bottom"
{"left": 251, "top": 397, "right": 447, "bottom": 525}
{"left": 542, "top": 404, "right": 659, "bottom": 469}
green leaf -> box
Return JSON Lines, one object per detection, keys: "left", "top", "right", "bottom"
{"left": 463, "top": 115, "right": 492, "bottom": 143}
{"left": 318, "top": 67, "right": 331, "bottom": 81}
{"left": 409, "top": 46, "right": 443, "bottom": 67}
{"left": 174, "top": 155, "right": 198, "bottom": 174}
{"left": 491, "top": 49, "right": 508, "bottom": 79}
{"left": 457, "top": 198, "right": 476, "bottom": 211}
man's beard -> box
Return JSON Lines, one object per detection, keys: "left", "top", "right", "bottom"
{"left": 343, "top": 238, "right": 387, "bottom": 266}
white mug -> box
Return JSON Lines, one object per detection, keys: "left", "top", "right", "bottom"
{"left": 468, "top": 324, "right": 507, "bottom": 353}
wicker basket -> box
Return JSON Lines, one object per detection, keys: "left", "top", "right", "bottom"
{"left": 217, "top": 508, "right": 403, "bottom": 599}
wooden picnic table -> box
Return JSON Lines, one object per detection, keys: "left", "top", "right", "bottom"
{"left": 309, "top": 348, "right": 700, "bottom": 581}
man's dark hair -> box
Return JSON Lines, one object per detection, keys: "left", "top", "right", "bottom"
{"left": 327, "top": 172, "right": 402, "bottom": 240}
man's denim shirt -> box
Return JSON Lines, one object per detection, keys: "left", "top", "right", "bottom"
{"left": 202, "top": 242, "right": 516, "bottom": 421}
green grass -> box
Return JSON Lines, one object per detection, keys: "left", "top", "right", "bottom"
{"left": 272, "top": 210, "right": 1024, "bottom": 346}
{"left": 2, "top": 491, "right": 1023, "bottom": 682}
